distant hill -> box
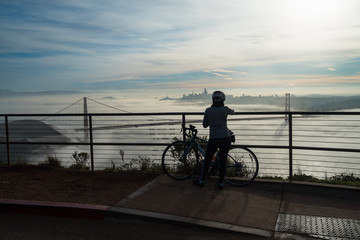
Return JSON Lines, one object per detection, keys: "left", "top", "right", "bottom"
{"left": 0, "top": 120, "right": 70, "bottom": 163}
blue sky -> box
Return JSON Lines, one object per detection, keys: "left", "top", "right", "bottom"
{"left": 1, "top": 0, "right": 360, "bottom": 95}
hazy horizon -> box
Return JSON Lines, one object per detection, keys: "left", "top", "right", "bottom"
{"left": 1, "top": 89, "right": 360, "bottom": 114}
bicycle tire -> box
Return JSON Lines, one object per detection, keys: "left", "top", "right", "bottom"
{"left": 224, "top": 147, "right": 259, "bottom": 186}
{"left": 162, "top": 141, "right": 200, "bottom": 180}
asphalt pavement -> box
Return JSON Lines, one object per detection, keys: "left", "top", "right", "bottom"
{"left": 0, "top": 212, "right": 268, "bottom": 240}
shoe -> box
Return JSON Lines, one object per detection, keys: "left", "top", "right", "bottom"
{"left": 217, "top": 182, "right": 224, "bottom": 190}
{"left": 193, "top": 179, "right": 204, "bottom": 187}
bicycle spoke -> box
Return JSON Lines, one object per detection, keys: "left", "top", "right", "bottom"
{"left": 162, "top": 141, "right": 199, "bottom": 180}
{"left": 224, "top": 147, "right": 259, "bottom": 186}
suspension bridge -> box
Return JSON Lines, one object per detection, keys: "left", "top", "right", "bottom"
{"left": 43, "top": 97, "right": 190, "bottom": 131}
{"left": 41, "top": 97, "right": 296, "bottom": 133}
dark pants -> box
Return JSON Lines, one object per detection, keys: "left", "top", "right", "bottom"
{"left": 200, "top": 136, "right": 231, "bottom": 183}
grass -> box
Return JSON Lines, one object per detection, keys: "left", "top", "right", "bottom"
{"left": 258, "top": 173, "right": 360, "bottom": 187}
{"left": 104, "top": 156, "right": 163, "bottom": 174}
{"left": 290, "top": 173, "right": 360, "bottom": 187}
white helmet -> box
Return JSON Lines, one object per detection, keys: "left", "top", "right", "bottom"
{"left": 212, "top": 91, "right": 226, "bottom": 102}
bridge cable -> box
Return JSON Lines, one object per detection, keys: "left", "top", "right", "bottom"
{"left": 86, "top": 97, "right": 178, "bottom": 122}
{"left": 42, "top": 98, "right": 84, "bottom": 121}
{"left": 86, "top": 98, "right": 131, "bottom": 113}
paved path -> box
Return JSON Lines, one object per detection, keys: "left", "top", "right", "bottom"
{"left": 1, "top": 174, "right": 359, "bottom": 239}
{"left": 110, "top": 175, "right": 360, "bottom": 239}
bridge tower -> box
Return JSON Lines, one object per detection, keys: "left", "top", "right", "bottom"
{"left": 285, "top": 93, "right": 290, "bottom": 122}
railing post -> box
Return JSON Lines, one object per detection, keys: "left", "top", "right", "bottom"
{"left": 83, "top": 97, "right": 89, "bottom": 141}
{"left": 5, "top": 116, "right": 10, "bottom": 167}
{"left": 288, "top": 113, "right": 293, "bottom": 182}
{"left": 89, "top": 115, "right": 94, "bottom": 171}
{"left": 182, "top": 114, "right": 186, "bottom": 141}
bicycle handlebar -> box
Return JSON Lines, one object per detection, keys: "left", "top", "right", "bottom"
{"left": 182, "top": 124, "right": 198, "bottom": 137}
{"left": 182, "top": 124, "right": 235, "bottom": 142}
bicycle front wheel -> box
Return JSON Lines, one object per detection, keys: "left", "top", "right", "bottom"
{"left": 162, "top": 141, "right": 199, "bottom": 180}
{"left": 224, "top": 147, "right": 259, "bottom": 186}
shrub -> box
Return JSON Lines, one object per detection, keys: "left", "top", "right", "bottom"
{"left": 292, "top": 173, "right": 319, "bottom": 182}
{"left": 330, "top": 173, "right": 360, "bottom": 182}
{"left": 0, "top": 161, "right": 8, "bottom": 167}
{"left": 46, "top": 155, "right": 62, "bottom": 167}
{"left": 14, "top": 160, "right": 28, "bottom": 166}
{"left": 70, "top": 151, "right": 89, "bottom": 170}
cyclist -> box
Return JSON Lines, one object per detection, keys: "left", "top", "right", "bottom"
{"left": 193, "top": 90, "right": 235, "bottom": 189}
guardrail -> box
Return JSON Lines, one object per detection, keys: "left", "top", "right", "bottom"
{"left": 1, "top": 112, "right": 359, "bottom": 181}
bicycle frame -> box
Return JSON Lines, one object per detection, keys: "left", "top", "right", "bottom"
{"left": 180, "top": 136, "right": 205, "bottom": 160}
{"left": 181, "top": 124, "right": 208, "bottom": 155}
{"left": 182, "top": 133, "right": 226, "bottom": 170}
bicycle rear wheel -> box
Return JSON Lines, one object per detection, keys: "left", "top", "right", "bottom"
{"left": 162, "top": 141, "right": 199, "bottom": 180}
{"left": 224, "top": 147, "right": 259, "bottom": 186}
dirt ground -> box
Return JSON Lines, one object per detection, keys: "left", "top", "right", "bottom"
{"left": 0, "top": 166, "right": 159, "bottom": 206}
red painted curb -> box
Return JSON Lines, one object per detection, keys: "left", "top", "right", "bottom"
{"left": 0, "top": 199, "right": 110, "bottom": 220}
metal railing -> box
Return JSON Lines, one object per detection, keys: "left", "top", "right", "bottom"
{"left": 1, "top": 112, "right": 359, "bottom": 181}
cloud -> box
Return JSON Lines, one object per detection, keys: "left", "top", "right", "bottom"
{"left": 209, "top": 69, "right": 235, "bottom": 73}
{"left": 204, "top": 69, "right": 234, "bottom": 81}
{"left": 0, "top": 0, "right": 360, "bottom": 92}
{"left": 212, "top": 72, "right": 226, "bottom": 77}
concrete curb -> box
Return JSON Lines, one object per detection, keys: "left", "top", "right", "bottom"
{"left": 107, "top": 206, "right": 274, "bottom": 238}
{"left": 0, "top": 198, "right": 319, "bottom": 240}
{"left": 0, "top": 198, "right": 273, "bottom": 238}
{"left": 0, "top": 199, "right": 110, "bottom": 220}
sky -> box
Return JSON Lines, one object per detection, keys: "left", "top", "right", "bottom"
{"left": 1, "top": 0, "right": 360, "bottom": 96}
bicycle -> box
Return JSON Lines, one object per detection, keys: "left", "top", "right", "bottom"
{"left": 161, "top": 125, "right": 259, "bottom": 187}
